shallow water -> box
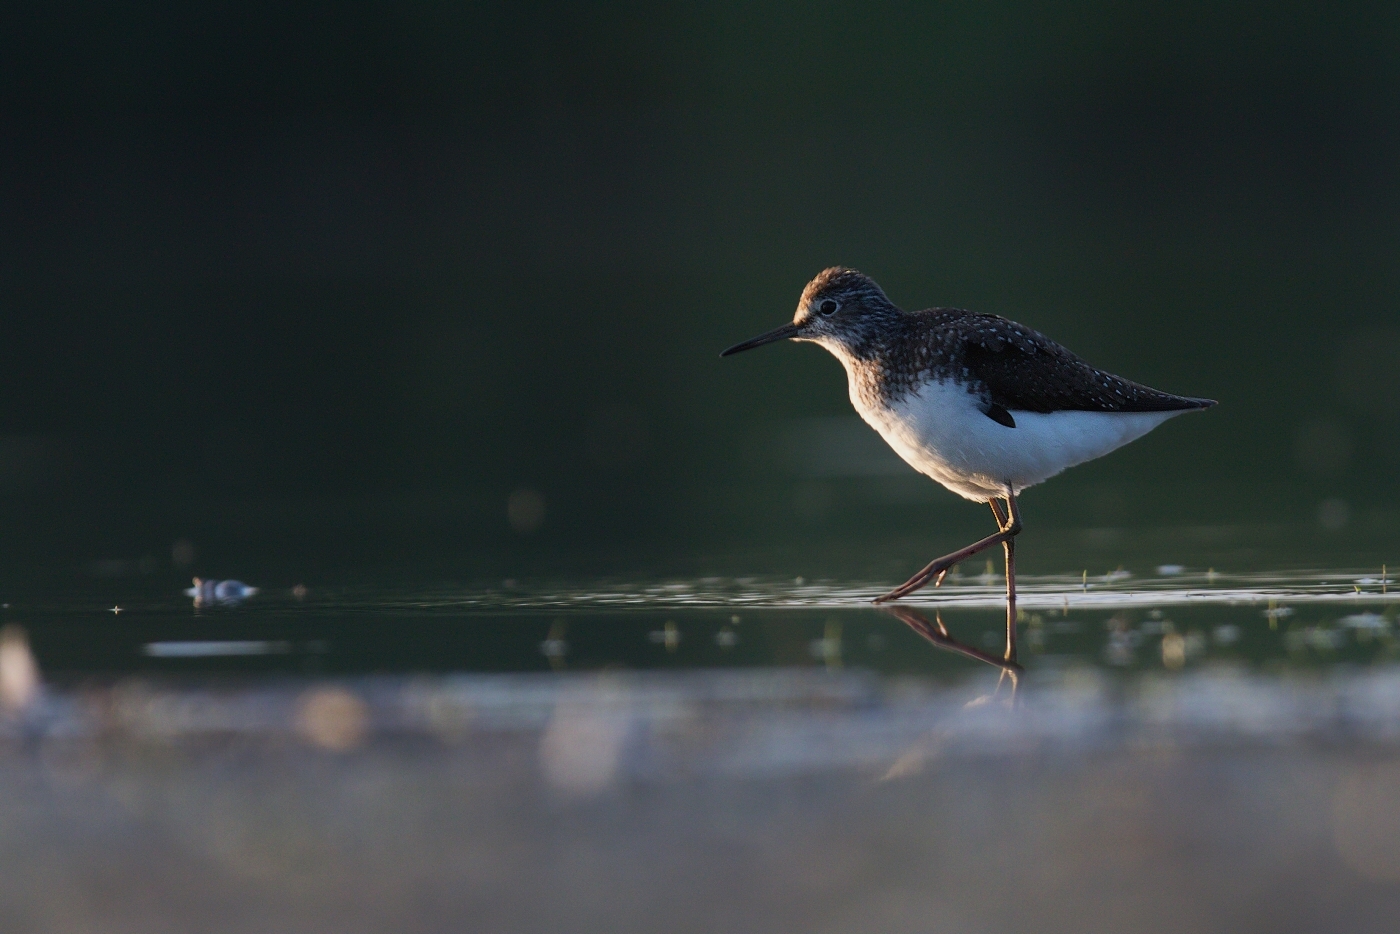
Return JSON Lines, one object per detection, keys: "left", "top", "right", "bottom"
{"left": 7, "top": 567, "right": 1395, "bottom": 678}
{"left": 6, "top": 568, "right": 1400, "bottom": 933}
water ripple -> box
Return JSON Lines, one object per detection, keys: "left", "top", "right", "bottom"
{"left": 371, "top": 570, "right": 1396, "bottom": 613}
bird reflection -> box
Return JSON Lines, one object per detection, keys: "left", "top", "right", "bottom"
{"left": 882, "top": 605, "right": 1021, "bottom": 699}
{"left": 880, "top": 606, "right": 1021, "bottom": 781}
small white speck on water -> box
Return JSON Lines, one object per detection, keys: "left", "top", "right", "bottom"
{"left": 794, "top": 576, "right": 805, "bottom": 585}
{"left": 1157, "top": 564, "right": 1186, "bottom": 576}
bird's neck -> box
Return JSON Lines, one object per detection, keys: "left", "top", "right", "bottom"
{"left": 815, "top": 323, "right": 904, "bottom": 412}
{"left": 826, "top": 307, "right": 905, "bottom": 362}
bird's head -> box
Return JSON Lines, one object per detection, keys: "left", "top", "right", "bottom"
{"left": 721, "top": 267, "right": 902, "bottom": 359}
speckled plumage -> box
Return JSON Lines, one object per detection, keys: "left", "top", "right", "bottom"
{"left": 722, "top": 265, "right": 1215, "bottom": 500}
{"left": 721, "top": 266, "right": 1216, "bottom": 613}
{"left": 798, "top": 267, "right": 1214, "bottom": 416}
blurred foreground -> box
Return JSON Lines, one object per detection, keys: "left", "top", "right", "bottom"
{"left": 5, "top": 664, "right": 1400, "bottom": 932}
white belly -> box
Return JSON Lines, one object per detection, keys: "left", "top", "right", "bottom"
{"left": 853, "top": 378, "right": 1186, "bottom": 502}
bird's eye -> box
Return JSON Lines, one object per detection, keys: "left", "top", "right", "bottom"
{"left": 819, "top": 300, "right": 839, "bottom": 316}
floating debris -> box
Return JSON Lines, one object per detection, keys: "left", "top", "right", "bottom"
{"left": 1157, "top": 564, "right": 1186, "bottom": 576}
{"left": 184, "top": 578, "right": 260, "bottom": 608}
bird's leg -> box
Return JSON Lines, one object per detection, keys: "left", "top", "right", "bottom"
{"left": 930, "top": 501, "right": 1009, "bottom": 590}
{"left": 992, "top": 493, "right": 1022, "bottom": 664}
{"left": 873, "top": 495, "right": 1023, "bottom": 604}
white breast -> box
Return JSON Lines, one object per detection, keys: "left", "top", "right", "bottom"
{"left": 849, "top": 376, "right": 1186, "bottom": 502}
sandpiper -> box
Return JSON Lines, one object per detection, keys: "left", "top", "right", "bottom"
{"left": 722, "top": 267, "right": 1215, "bottom": 660}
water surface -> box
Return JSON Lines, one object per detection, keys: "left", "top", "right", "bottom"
{"left": 14, "top": 568, "right": 1396, "bottom": 678}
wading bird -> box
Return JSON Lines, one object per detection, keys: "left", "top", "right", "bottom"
{"left": 722, "top": 267, "right": 1215, "bottom": 661}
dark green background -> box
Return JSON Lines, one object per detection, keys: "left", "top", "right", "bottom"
{"left": 3, "top": 2, "right": 1398, "bottom": 583}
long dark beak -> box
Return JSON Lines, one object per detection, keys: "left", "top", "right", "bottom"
{"left": 720, "top": 322, "right": 802, "bottom": 357}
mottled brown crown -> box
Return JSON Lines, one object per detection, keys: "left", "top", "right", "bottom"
{"left": 800, "top": 267, "right": 900, "bottom": 314}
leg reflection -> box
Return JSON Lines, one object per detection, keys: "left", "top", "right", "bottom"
{"left": 883, "top": 605, "right": 1021, "bottom": 696}
{"left": 879, "top": 606, "right": 1022, "bottom": 781}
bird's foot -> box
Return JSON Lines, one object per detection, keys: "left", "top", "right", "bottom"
{"left": 873, "top": 559, "right": 956, "bottom": 604}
